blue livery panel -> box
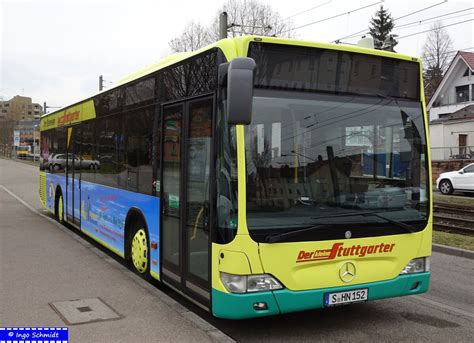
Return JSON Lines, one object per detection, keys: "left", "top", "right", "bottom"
{"left": 45, "top": 173, "right": 160, "bottom": 278}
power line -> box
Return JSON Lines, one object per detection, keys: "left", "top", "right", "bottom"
{"left": 281, "top": 1, "right": 383, "bottom": 34}
{"left": 333, "top": 0, "right": 449, "bottom": 42}
{"left": 397, "top": 19, "right": 473, "bottom": 39}
{"left": 422, "top": 47, "right": 474, "bottom": 61}
{"left": 395, "top": 7, "right": 474, "bottom": 30}
{"left": 394, "top": 11, "right": 473, "bottom": 32}
{"left": 283, "top": 0, "right": 332, "bottom": 21}
{"left": 395, "top": 0, "right": 448, "bottom": 22}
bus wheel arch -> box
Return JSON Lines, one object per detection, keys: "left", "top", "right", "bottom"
{"left": 124, "top": 208, "right": 151, "bottom": 278}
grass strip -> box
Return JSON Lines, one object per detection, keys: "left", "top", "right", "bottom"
{"left": 433, "top": 230, "right": 474, "bottom": 251}
{"left": 433, "top": 193, "right": 474, "bottom": 207}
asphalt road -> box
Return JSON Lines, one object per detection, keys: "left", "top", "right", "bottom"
{"left": 1, "top": 158, "right": 473, "bottom": 342}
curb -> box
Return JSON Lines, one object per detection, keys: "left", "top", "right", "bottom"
{"left": 0, "top": 184, "right": 235, "bottom": 343}
{"left": 432, "top": 243, "right": 474, "bottom": 260}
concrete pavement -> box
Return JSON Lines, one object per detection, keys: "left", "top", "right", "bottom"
{"left": 2, "top": 158, "right": 474, "bottom": 342}
{"left": 0, "top": 158, "right": 233, "bottom": 342}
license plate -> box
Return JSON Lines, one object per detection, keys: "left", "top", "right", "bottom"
{"left": 324, "top": 288, "right": 368, "bottom": 307}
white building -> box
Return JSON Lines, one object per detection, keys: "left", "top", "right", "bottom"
{"left": 427, "top": 51, "right": 474, "bottom": 161}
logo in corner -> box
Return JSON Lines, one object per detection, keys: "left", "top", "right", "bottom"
{"left": 339, "top": 261, "right": 356, "bottom": 283}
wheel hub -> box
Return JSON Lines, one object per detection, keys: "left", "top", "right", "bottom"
{"left": 441, "top": 182, "right": 451, "bottom": 193}
{"left": 58, "top": 195, "right": 63, "bottom": 222}
{"left": 131, "top": 229, "right": 148, "bottom": 273}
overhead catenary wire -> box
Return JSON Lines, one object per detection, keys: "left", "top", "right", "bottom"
{"left": 280, "top": 1, "right": 383, "bottom": 34}
{"left": 422, "top": 47, "right": 474, "bottom": 62}
{"left": 397, "top": 19, "right": 473, "bottom": 39}
{"left": 344, "top": 7, "right": 473, "bottom": 41}
{"left": 394, "top": 0, "right": 448, "bottom": 22}
{"left": 283, "top": 0, "right": 332, "bottom": 21}
{"left": 332, "top": 0, "right": 450, "bottom": 42}
{"left": 398, "top": 9, "right": 472, "bottom": 29}
{"left": 394, "top": 11, "right": 474, "bottom": 32}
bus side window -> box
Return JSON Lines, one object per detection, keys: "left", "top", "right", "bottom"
{"left": 81, "top": 120, "right": 96, "bottom": 183}
{"left": 122, "top": 108, "right": 153, "bottom": 194}
{"left": 95, "top": 117, "right": 119, "bottom": 188}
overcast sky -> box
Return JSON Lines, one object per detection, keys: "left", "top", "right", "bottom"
{"left": 1, "top": 0, "right": 472, "bottom": 109}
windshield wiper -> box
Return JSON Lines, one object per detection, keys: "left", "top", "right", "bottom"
{"left": 265, "top": 224, "right": 328, "bottom": 243}
{"left": 361, "top": 212, "right": 416, "bottom": 233}
{"left": 311, "top": 210, "right": 381, "bottom": 220}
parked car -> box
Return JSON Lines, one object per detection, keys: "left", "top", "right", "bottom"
{"left": 47, "top": 153, "right": 100, "bottom": 172}
{"left": 436, "top": 163, "right": 474, "bottom": 195}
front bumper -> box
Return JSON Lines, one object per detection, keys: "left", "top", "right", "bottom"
{"left": 212, "top": 272, "right": 430, "bottom": 319}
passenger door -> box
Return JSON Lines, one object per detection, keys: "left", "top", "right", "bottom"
{"left": 65, "top": 126, "right": 81, "bottom": 226}
{"left": 161, "top": 96, "right": 214, "bottom": 307}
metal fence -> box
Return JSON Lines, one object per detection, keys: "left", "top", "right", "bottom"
{"left": 430, "top": 146, "right": 474, "bottom": 161}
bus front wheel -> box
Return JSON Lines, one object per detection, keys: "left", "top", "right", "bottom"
{"left": 129, "top": 222, "right": 151, "bottom": 279}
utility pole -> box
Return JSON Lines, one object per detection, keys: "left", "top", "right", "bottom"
{"left": 99, "top": 75, "right": 113, "bottom": 91}
{"left": 99, "top": 75, "right": 104, "bottom": 91}
{"left": 43, "top": 102, "right": 61, "bottom": 114}
{"left": 219, "top": 12, "right": 228, "bottom": 39}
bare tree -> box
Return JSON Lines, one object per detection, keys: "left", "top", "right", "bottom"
{"left": 422, "top": 21, "right": 454, "bottom": 101}
{"left": 208, "top": 0, "right": 294, "bottom": 41}
{"left": 169, "top": 0, "right": 294, "bottom": 53}
{"left": 0, "top": 119, "right": 14, "bottom": 157}
{"left": 169, "top": 22, "right": 213, "bottom": 53}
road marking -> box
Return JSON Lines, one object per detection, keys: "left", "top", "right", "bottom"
{"left": 0, "top": 183, "right": 235, "bottom": 343}
{"left": 0, "top": 184, "right": 51, "bottom": 219}
{"left": 413, "top": 295, "right": 474, "bottom": 320}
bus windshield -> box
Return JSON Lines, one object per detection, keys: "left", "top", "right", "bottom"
{"left": 243, "top": 42, "right": 428, "bottom": 243}
{"left": 244, "top": 90, "right": 429, "bottom": 242}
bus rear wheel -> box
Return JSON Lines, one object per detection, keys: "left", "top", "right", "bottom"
{"left": 56, "top": 192, "right": 64, "bottom": 224}
{"left": 129, "top": 224, "right": 150, "bottom": 279}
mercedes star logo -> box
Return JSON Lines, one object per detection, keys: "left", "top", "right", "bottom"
{"left": 339, "top": 262, "right": 356, "bottom": 283}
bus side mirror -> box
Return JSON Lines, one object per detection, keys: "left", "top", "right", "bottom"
{"left": 226, "top": 57, "right": 256, "bottom": 125}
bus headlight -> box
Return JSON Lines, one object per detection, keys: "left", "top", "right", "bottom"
{"left": 247, "top": 275, "right": 283, "bottom": 292}
{"left": 220, "top": 272, "right": 283, "bottom": 293}
{"left": 400, "top": 257, "right": 430, "bottom": 274}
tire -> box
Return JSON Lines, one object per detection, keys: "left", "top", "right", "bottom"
{"left": 439, "top": 179, "right": 454, "bottom": 195}
{"left": 129, "top": 222, "right": 151, "bottom": 279}
{"left": 56, "top": 191, "right": 65, "bottom": 224}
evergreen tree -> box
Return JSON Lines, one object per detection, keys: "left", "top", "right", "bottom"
{"left": 369, "top": 5, "right": 397, "bottom": 51}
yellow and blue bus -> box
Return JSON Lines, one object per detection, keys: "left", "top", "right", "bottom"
{"left": 39, "top": 36, "right": 431, "bottom": 319}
